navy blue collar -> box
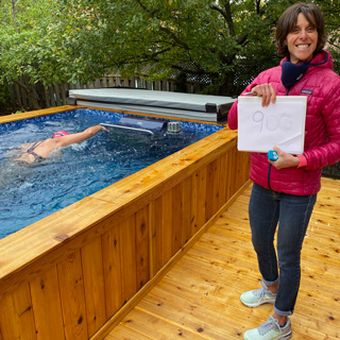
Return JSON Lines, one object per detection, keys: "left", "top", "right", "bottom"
{"left": 281, "top": 60, "right": 310, "bottom": 89}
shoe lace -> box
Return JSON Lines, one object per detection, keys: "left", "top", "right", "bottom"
{"left": 258, "top": 316, "right": 281, "bottom": 336}
{"left": 255, "top": 281, "right": 271, "bottom": 299}
{"left": 254, "top": 287, "right": 266, "bottom": 299}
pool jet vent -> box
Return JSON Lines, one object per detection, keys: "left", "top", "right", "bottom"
{"left": 166, "top": 121, "right": 182, "bottom": 134}
{"left": 101, "top": 117, "right": 167, "bottom": 135}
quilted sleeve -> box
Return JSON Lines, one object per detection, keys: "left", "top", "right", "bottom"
{"left": 304, "top": 73, "right": 340, "bottom": 170}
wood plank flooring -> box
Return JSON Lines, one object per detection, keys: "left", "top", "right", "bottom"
{"left": 105, "top": 177, "right": 340, "bottom": 340}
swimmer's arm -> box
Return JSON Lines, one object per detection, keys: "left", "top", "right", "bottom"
{"left": 12, "top": 143, "right": 33, "bottom": 157}
{"left": 55, "top": 125, "right": 108, "bottom": 147}
{"left": 20, "top": 143, "right": 31, "bottom": 151}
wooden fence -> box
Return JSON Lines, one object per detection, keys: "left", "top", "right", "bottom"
{"left": 8, "top": 75, "right": 197, "bottom": 112}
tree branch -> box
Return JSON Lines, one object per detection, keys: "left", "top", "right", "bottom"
{"left": 158, "top": 26, "right": 189, "bottom": 50}
{"left": 11, "top": 0, "right": 18, "bottom": 31}
{"left": 171, "top": 63, "right": 218, "bottom": 79}
{"left": 209, "top": 1, "right": 235, "bottom": 37}
{"left": 112, "top": 46, "right": 174, "bottom": 68}
{"left": 135, "top": 0, "right": 157, "bottom": 17}
{"left": 223, "top": 1, "right": 235, "bottom": 36}
{"left": 255, "top": 0, "right": 261, "bottom": 15}
{"left": 135, "top": 0, "right": 190, "bottom": 50}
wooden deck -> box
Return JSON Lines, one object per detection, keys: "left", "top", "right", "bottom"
{"left": 104, "top": 177, "right": 340, "bottom": 340}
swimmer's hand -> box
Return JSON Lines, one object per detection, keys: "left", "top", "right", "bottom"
{"left": 100, "top": 125, "right": 109, "bottom": 132}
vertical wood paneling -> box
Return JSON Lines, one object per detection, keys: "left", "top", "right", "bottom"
{"left": 191, "top": 167, "right": 207, "bottom": 236}
{"left": 234, "top": 149, "right": 242, "bottom": 191}
{"left": 234, "top": 149, "right": 247, "bottom": 193}
{"left": 0, "top": 291, "right": 21, "bottom": 340}
{"left": 150, "top": 189, "right": 174, "bottom": 275}
{"left": 205, "top": 159, "right": 219, "bottom": 220}
{"left": 135, "top": 207, "right": 150, "bottom": 289}
{"left": 240, "top": 152, "right": 250, "bottom": 186}
{"left": 161, "top": 190, "right": 174, "bottom": 265}
{"left": 227, "top": 148, "right": 237, "bottom": 198}
{"left": 213, "top": 157, "right": 222, "bottom": 211}
{"left": 182, "top": 176, "right": 192, "bottom": 243}
{"left": 0, "top": 283, "right": 36, "bottom": 340}
{"left": 58, "top": 251, "right": 88, "bottom": 340}
{"left": 120, "top": 215, "right": 137, "bottom": 303}
{"left": 225, "top": 151, "right": 232, "bottom": 201}
{"left": 30, "top": 266, "right": 65, "bottom": 340}
{"left": 172, "top": 182, "right": 184, "bottom": 254}
{"left": 233, "top": 148, "right": 240, "bottom": 194}
{"left": 223, "top": 152, "right": 231, "bottom": 202}
{"left": 81, "top": 237, "right": 106, "bottom": 336}
{"left": 205, "top": 160, "right": 214, "bottom": 220}
{"left": 12, "top": 282, "right": 36, "bottom": 339}
{"left": 190, "top": 170, "right": 199, "bottom": 236}
{"left": 218, "top": 153, "right": 228, "bottom": 208}
{"left": 236, "top": 152, "right": 243, "bottom": 191}
{"left": 150, "top": 197, "right": 163, "bottom": 274}
{"left": 102, "top": 226, "right": 123, "bottom": 318}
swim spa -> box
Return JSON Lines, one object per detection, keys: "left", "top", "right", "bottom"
{"left": 0, "top": 105, "right": 249, "bottom": 339}
{"left": 0, "top": 108, "right": 221, "bottom": 238}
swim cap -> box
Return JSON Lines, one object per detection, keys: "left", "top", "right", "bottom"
{"left": 52, "top": 130, "right": 70, "bottom": 138}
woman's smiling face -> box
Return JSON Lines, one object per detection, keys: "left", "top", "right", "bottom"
{"left": 285, "top": 13, "right": 318, "bottom": 64}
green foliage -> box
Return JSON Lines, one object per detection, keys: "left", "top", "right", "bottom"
{"left": 0, "top": 0, "right": 60, "bottom": 84}
{"left": 0, "top": 0, "right": 108, "bottom": 86}
{"left": 0, "top": 0, "right": 339, "bottom": 100}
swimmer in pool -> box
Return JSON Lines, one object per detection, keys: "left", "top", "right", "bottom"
{"left": 16, "top": 124, "right": 108, "bottom": 164}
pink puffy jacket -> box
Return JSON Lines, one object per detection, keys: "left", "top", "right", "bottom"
{"left": 228, "top": 50, "right": 340, "bottom": 195}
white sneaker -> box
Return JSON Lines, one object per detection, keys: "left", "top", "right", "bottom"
{"left": 240, "top": 282, "right": 277, "bottom": 307}
{"left": 244, "top": 316, "right": 292, "bottom": 340}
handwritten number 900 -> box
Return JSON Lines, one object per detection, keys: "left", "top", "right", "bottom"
{"left": 252, "top": 111, "right": 293, "bottom": 133}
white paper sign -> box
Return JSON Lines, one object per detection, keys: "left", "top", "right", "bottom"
{"left": 237, "top": 96, "right": 307, "bottom": 154}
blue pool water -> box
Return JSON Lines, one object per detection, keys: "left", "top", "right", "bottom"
{"left": 0, "top": 109, "right": 222, "bottom": 238}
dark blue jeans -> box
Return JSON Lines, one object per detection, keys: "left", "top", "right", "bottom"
{"left": 249, "top": 183, "right": 317, "bottom": 316}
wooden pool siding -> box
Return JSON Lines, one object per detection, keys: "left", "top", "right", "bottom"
{"left": 105, "top": 177, "right": 339, "bottom": 339}
{"left": 0, "top": 106, "right": 250, "bottom": 339}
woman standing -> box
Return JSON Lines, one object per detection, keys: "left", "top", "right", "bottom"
{"left": 227, "top": 3, "right": 340, "bottom": 339}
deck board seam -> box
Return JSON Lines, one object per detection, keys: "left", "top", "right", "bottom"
{"left": 134, "top": 306, "right": 214, "bottom": 339}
